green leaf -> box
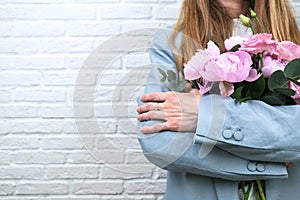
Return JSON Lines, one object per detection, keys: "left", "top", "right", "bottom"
{"left": 157, "top": 67, "right": 167, "bottom": 78}
{"left": 160, "top": 76, "right": 166, "bottom": 83}
{"left": 290, "top": 79, "right": 300, "bottom": 87}
{"left": 167, "top": 70, "right": 177, "bottom": 82}
{"left": 231, "top": 86, "right": 243, "bottom": 99}
{"left": 246, "top": 75, "right": 265, "bottom": 99}
{"left": 284, "top": 58, "right": 300, "bottom": 81}
{"left": 268, "top": 70, "right": 289, "bottom": 91}
{"left": 231, "top": 86, "right": 252, "bottom": 102}
{"left": 274, "top": 88, "right": 296, "bottom": 96}
{"left": 261, "top": 93, "right": 286, "bottom": 105}
{"left": 175, "top": 79, "right": 187, "bottom": 92}
{"left": 229, "top": 44, "right": 241, "bottom": 52}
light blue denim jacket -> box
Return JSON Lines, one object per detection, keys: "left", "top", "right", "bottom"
{"left": 137, "top": 26, "right": 300, "bottom": 200}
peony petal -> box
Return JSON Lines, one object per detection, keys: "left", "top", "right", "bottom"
{"left": 245, "top": 69, "right": 261, "bottom": 82}
{"left": 198, "top": 61, "right": 223, "bottom": 82}
{"left": 205, "top": 41, "right": 221, "bottom": 58}
{"left": 224, "top": 36, "right": 245, "bottom": 51}
{"left": 183, "top": 63, "right": 202, "bottom": 80}
{"left": 219, "top": 82, "right": 234, "bottom": 97}
{"left": 198, "top": 80, "right": 213, "bottom": 95}
{"left": 190, "top": 50, "right": 210, "bottom": 68}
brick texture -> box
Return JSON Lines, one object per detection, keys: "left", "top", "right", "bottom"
{"left": 0, "top": 0, "right": 299, "bottom": 199}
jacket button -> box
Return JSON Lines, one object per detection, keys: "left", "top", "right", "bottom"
{"left": 247, "top": 162, "right": 256, "bottom": 172}
{"left": 233, "top": 131, "right": 243, "bottom": 141}
{"left": 256, "top": 163, "right": 266, "bottom": 172}
{"left": 222, "top": 129, "right": 233, "bottom": 139}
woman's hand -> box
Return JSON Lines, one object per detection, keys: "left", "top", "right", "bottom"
{"left": 137, "top": 90, "right": 201, "bottom": 134}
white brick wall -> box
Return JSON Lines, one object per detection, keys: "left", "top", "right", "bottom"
{"left": 0, "top": 0, "right": 299, "bottom": 199}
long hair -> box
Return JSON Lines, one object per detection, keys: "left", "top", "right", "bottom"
{"left": 170, "top": 0, "right": 300, "bottom": 72}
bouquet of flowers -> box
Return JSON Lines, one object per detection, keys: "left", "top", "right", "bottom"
{"left": 184, "top": 12, "right": 300, "bottom": 107}
{"left": 183, "top": 9, "right": 300, "bottom": 200}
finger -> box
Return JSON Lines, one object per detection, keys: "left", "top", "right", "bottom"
{"left": 137, "top": 111, "right": 166, "bottom": 121}
{"left": 140, "top": 92, "right": 170, "bottom": 102}
{"left": 140, "top": 122, "right": 168, "bottom": 134}
{"left": 136, "top": 102, "right": 164, "bottom": 113}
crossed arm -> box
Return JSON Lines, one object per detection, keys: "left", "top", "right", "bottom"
{"left": 136, "top": 29, "right": 300, "bottom": 181}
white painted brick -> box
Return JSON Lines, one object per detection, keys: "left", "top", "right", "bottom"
{"left": 125, "top": 180, "right": 166, "bottom": 194}
{"left": 117, "top": 118, "right": 138, "bottom": 134}
{"left": 153, "top": 5, "right": 179, "bottom": 19}
{"left": 122, "top": 53, "right": 150, "bottom": 68}
{"left": 99, "top": 70, "right": 149, "bottom": 85}
{"left": 0, "top": 197, "right": 46, "bottom": 200}
{"left": 0, "top": 90, "right": 11, "bottom": 102}
{"left": 40, "top": 39, "right": 95, "bottom": 53}
{"left": 0, "top": 0, "right": 63, "bottom": 3}
{"left": 0, "top": 183, "right": 14, "bottom": 196}
{"left": 0, "top": 152, "right": 12, "bottom": 165}
{"left": 94, "top": 86, "right": 121, "bottom": 102}
{"left": 14, "top": 151, "right": 66, "bottom": 164}
{"left": 0, "top": 121, "right": 9, "bottom": 135}
{"left": 98, "top": 6, "right": 151, "bottom": 19}
{"left": 96, "top": 136, "right": 140, "bottom": 150}
{"left": 10, "top": 22, "right": 65, "bottom": 37}
{"left": 71, "top": 120, "right": 117, "bottom": 134}
{"left": 0, "top": 166, "right": 44, "bottom": 180}
{"left": 9, "top": 120, "right": 67, "bottom": 134}
{"left": 0, "top": 136, "right": 39, "bottom": 150}
{"left": 14, "top": 88, "right": 66, "bottom": 102}
{"left": 125, "top": 0, "right": 176, "bottom": 2}
{"left": 40, "top": 105, "right": 93, "bottom": 118}
{"left": 66, "top": 0, "right": 119, "bottom": 2}
{"left": 67, "top": 150, "right": 124, "bottom": 164}
{"left": 12, "top": 55, "right": 66, "bottom": 70}
{"left": 0, "top": 0, "right": 297, "bottom": 199}
{"left": 72, "top": 181, "right": 123, "bottom": 194}
{"left": 46, "top": 166, "right": 98, "bottom": 179}
{"left": 125, "top": 150, "right": 150, "bottom": 164}
{"left": 0, "top": 71, "right": 41, "bottom": 86}
{"left": 100, "top": 196, "right": 156, "bottom": 200}
{"left": 0, "top": 6, "right": 96, "bottom": 20}
{"left": 100, "top": 164, "right": 153, "bottom": 179}
{"left": 0, "top": 23, "right": 11, "bottom": 36}
{"left": 294, "top": 3, "right": 300, "bottom": 17}
{"left": 0, "top": 105, "right": 39, "bottom": 118}
{"left": 16, "top": 182, "right": 68, "bottom": 195}
{"left": 47, "top": 197, "right": 99, "bottom": 200}
{"left": 67, "top": 22, "right": 121, "bottom": 36}
{"left": 153, "top": 168, "right": 168, "bottom": 179}
{"left": 0, "top": 56, "right": 13, "bottom": 70}
{"left": 44, "top": 71, "right": 97, "bottom": 86}
{"left": 41, "top": 137, "right": 94, "bottom": 150}
{"left": 0, "top": 39, "right": 40, "bottom": 54}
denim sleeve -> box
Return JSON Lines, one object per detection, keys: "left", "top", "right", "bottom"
{"left": 137, "top": 28, "right": 288, "bottom": 181}
{"left": 196, "top": 94, "right": 300, "bottom": 162}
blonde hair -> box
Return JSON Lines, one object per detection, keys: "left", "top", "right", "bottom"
{"left": 171, "top": 0, "right": 300, "bottom": 72}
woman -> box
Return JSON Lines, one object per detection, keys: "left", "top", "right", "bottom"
{"left": 137, "top": 0, "right": 300, "bottom": 199}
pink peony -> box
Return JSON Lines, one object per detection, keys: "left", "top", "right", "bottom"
{"left": 239, "top": 33, "right": 277, "bottom": 54}
{"left": 184, "top": 41, "right": 220, "bottom": 80}
{"left": 199, "top": 51, "right": 259, "bottom": 83}
{"left": 219, "top": 81, "right": 234, "bottom": 97}
{"left": 290, "top": 81, "right": 300, "bottom": 105}
{"left": 275, "top": 41, "right": 300, "bottom": 61}
{"left": 224, "top": 36, "right": 245, "bottom": 51}
{"left": 261, "top": 56, "right": 288, "bottom": 78}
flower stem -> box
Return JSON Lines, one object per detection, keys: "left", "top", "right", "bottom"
{"left": 255, "top": 17, "right": 263, "bottom": 33}
{"left": 250, "top": 24, "right": 256, "bottom": 35}
{"left": 258, "top": 53, "right": 264, "bottom": 73}
{"left": 256, "top": 180, "right": 266, "bottom": 200}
